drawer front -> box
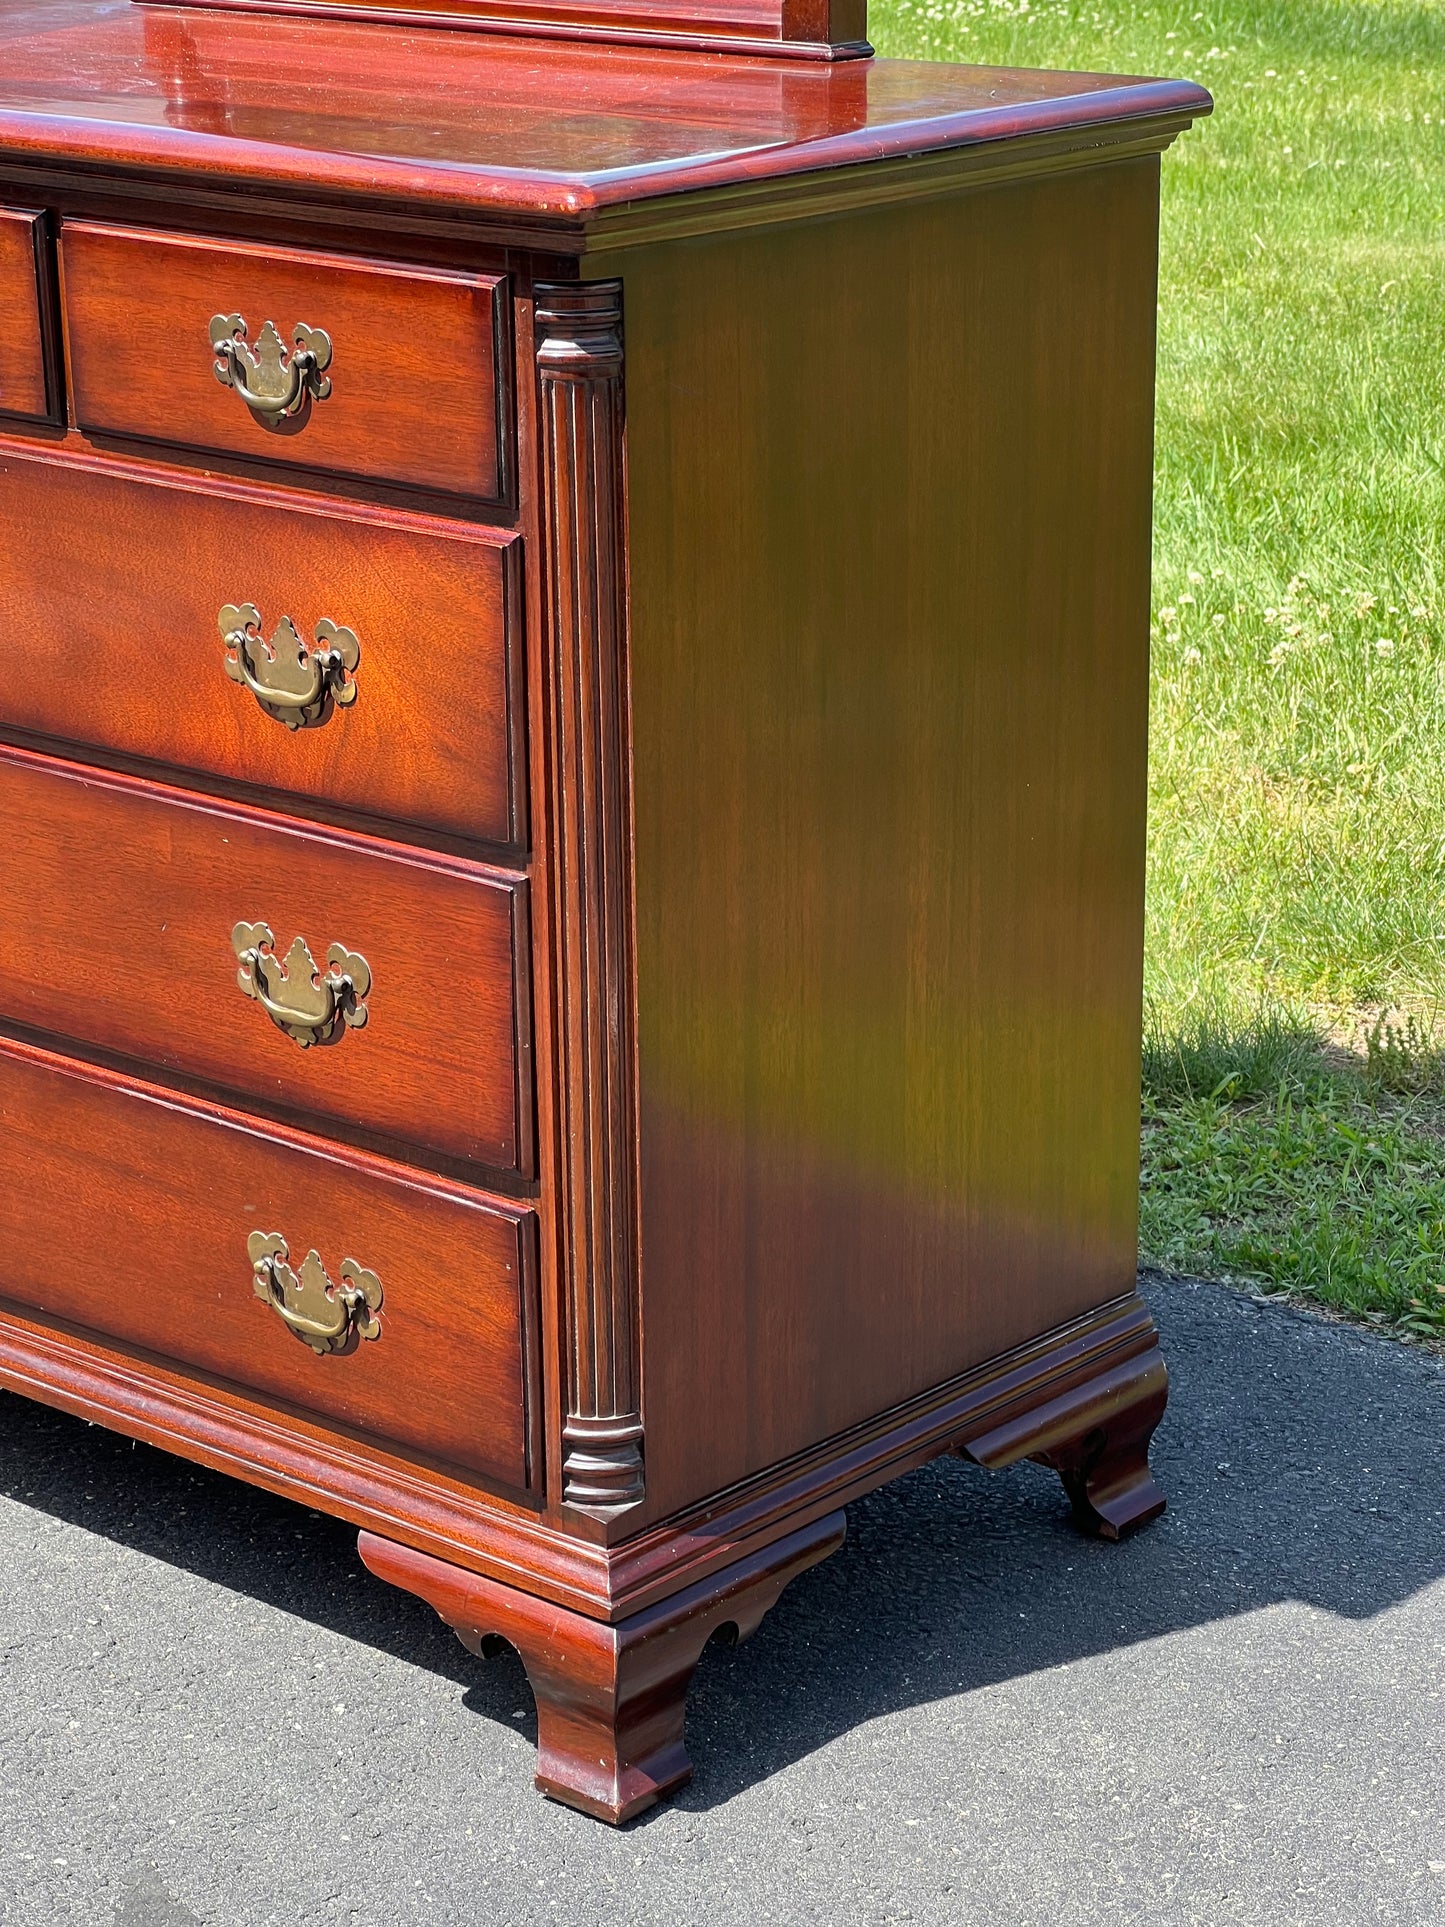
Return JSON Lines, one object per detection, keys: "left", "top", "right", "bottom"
{"left": 0, "top": 443, "right": 523, "bottom": 846}
{"left": 0, "top": 1037, "right": 538, "bottom": 1492}
{"left": 60, "top": 222, "right": 508, "bottom": 503}
{"left": 0, "top": 209, "right": 50, "bottom": 421}
{"left": 0, "top": 746, "right": 532, "bottom": 1175}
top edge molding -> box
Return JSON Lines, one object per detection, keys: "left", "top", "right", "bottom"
{"left": 0, "top": 100, "right": 1209, "bottom": 257}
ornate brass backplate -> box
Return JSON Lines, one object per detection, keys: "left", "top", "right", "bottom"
{"left": 209, "top": 314, "right": 333, "bottom": 430}
{"left": 232, "top": 922, "right": 371, "bottom": 1048}
{"left": 218, "top": 603, "right": 360, "bottom": 729}
{"left": 248, "top": 1230, "right": 382, "bottom": 1356}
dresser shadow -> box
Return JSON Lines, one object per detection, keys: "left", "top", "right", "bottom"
{"left": 0, "top": 1271, "right": 1440, "bottom": 1814}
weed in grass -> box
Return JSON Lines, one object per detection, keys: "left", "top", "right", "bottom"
{"left": 1362, "top": 1009, "right": 1445, "bottom": 1095}
{"left": 1141, "top": 1002, "right": 1322, "bottom": 1103}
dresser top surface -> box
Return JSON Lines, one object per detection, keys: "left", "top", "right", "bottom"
{"left": 0, "top": 0, "right": 1209, "bottom": 227}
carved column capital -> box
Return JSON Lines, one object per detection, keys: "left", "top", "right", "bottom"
{"left": 536, "top": 278, "right": 644, "bottom": 1515}
{"left": 535, "top": 282, "right": 624, "bottom": 378}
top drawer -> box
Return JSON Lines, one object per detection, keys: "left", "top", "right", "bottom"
{"left": 60, "top": 223, "right": 509, "bottom": 505}
{"left": 0, "top": 209, "right": 52, "bottom": 422}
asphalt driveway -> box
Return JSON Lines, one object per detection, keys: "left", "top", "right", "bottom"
{"left": 0, "top": 1270, "right": 1441, "bottom": 1926}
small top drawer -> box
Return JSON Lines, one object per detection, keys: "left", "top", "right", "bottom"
{"left": 0, "top": 208, "right": 53, "bottom": 422}
{"left": 60, "top": 222, "right": 509, "bottom": 504}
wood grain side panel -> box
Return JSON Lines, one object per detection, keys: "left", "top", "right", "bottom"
{"left": 0, "top": 1037, "right": 537, "bottom": 1490}
{"left": 0, "top": 744, "right": 530, "bottom": 1174}
{"left": 0, "top": 208, "right": 50, "bottom": 420}
{"left": 0, "top": 443, "right": 522, "bottom": 845}
{"left": 60, "top": 221, "right": 507, "bottom": 502}
{"left": 613, "top": 158, "right": 1163, "bottom": 1520}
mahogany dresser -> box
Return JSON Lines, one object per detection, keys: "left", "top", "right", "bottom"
{"left": 0, "top": 0, "right": 1209, "bottom": 1822}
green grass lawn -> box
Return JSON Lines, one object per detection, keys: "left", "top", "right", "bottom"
{"left": 872, "top": 0, "right": 1445, "bottom": 1340}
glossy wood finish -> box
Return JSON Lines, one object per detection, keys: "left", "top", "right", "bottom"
{"left": 0, "top": 0, "right": 1212, "bottom": 1824}
{"left": 0, "top": 442, "right": 523, "bottom": 845}
{"left": 0, "top": 1275, "right": 1165, "bottom": 1621}
{"left": 0, "top": 6, "right": 1209, "bottom": 242}
{"left": 0, "top": 1034, "right": 540, "bottom": 1491}
{"left": 359, "top": 1509, "right": 845, "bottom": 1822}
{"left": 0, "top": 207, "right": 52, "bottom": 420}
{"left": 146, "top": 0, "right": 870, "bottom": 62}
{"left": 61, "top": 221, "right": 509, "bottom": 502}
{"left": 613, "top": 157, "right": 1162, "bottom": 1522}
{"left": 0, "top": 745, "right": 532, "bottom": 1175}
{"left": 534, "top": 281, "right": 644, "bottom": 1514}
{"left": 1030, "top": 1372, "right": 1168, "bottom": 1539}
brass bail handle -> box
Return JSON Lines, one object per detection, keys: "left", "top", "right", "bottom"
{"left": 248, "top": 1231, "right": 382, "bottom": 1356}
{"left": 232, "top": 922, "right": 371, "bottom": 1049}
{"left": 209, "top": 314, "right": 333, "bottom": 430}
{"left": 219, "top": 603, "right": 360, "bottom": 731}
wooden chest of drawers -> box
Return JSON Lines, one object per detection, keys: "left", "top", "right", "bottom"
{"left": 0, "top": 0, "right": 1209, "bottom": 1823}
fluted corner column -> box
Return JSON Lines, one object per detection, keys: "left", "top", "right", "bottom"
{"left": 535, "top": 280, "right": 644, "bottom": 1514}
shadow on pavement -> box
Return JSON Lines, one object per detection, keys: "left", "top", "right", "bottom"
{"left": 1, "top": 1269, "right": 1440, "bottom": 1814}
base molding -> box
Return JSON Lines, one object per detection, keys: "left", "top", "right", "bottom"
{"left": 599, "top": 1290, "right": 1167, "bottom": 1613}
{"left": 0, "top": 1286, "right": 1165, "bottom": 1618}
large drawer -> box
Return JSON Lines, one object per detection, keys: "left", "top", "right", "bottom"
{"left": 0, "top": 443, "right": 524, "bottom": 846}
{"left": 0, "top": 208, "right": 51, "bottom": 422}
{"left": 0, "top": 1036, "right": 539, "bottom": 1493}
{"left": 60, "top": 222, "right": 509, "bottom": 504}
{"left": 0, "top": 745, "right": 533, "bottom": 1175}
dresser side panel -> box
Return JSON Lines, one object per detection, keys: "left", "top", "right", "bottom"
{"left": 615, "top": 157, "right": 1162, "bottom": 1522}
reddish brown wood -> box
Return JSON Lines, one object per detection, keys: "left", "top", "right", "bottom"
{"left": 0, "top": 5, "right": 1211, "bottom": 1824}
{"left": 536, "top": 280, "right": 644, "bottom": 1516}
{"left": 0, "top": 7, "right": 1209, "bottom": 239}
{"left": 0, "top": 206, "right": 51, "bottom": 420}
{"left": 1026, "top": 1370, "right": 1168, "bottom": 1540}
{"left": 0, "top": 1270, "right": 1162, "bottom": 1618}
{"left": 511, "top": 272, "right": 571, "bottom": 1543}
{"left": 141, "top": 0, "right": 868, "bottom": 63}
{"left": 359, "top": 1509, "right": 845, "bottom": 1821}
{"left": 0, "top": 441, "right": 523, "bottom": 846}
{"left": 0, "top": 743, "right": 532, "bottom": 1175}
{"left": 60, "top": 221, "right": 509, "bottom": 503}
{"left": 0, "top": 1034, "right": 541, "bottom": 1491}
{"left": 617, "top": 158, "right": 1167, "bottom": 1523}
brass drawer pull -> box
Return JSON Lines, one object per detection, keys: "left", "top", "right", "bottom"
{"left": 232, "top": 921, "right": 370, "bottom": 1049}
{"left": 219, "top": 602, "right": 360, "bottom": 730}
{"left": 248, "top": 1230, "right": 382, "bottom": 1356}
{"left": 209, "top": 314, "right": 333, "bottom": 429}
